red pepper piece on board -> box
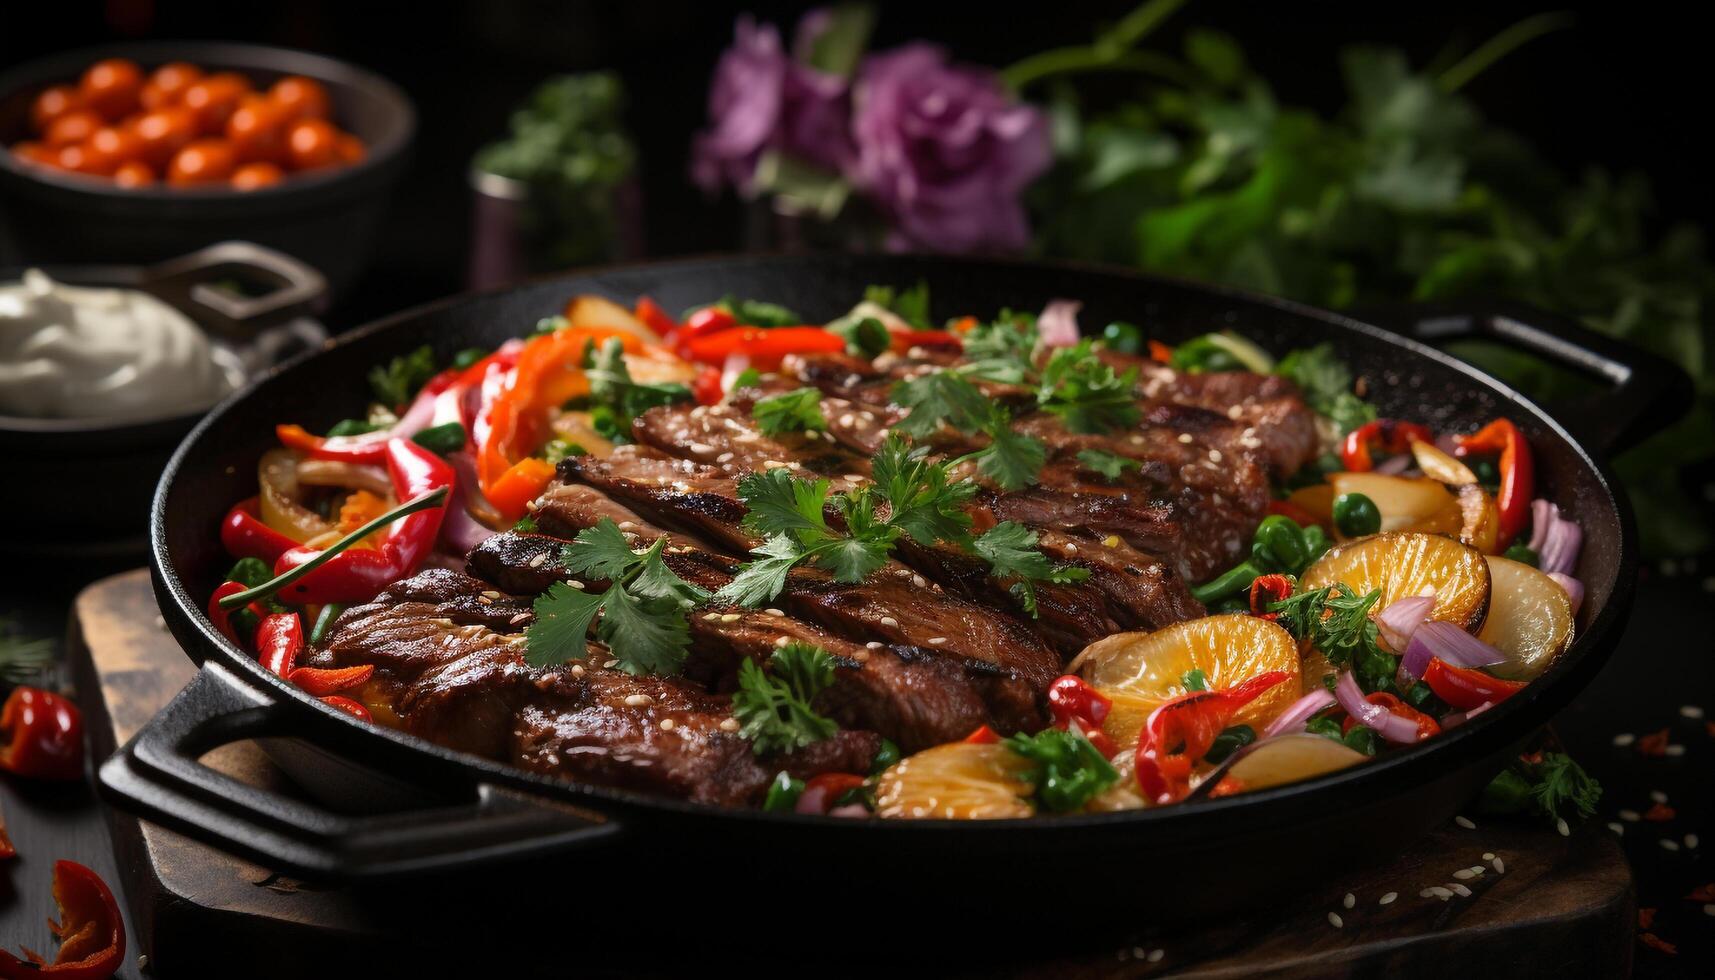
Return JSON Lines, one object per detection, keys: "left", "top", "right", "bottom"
{"left": 319, "top": 695, "right": 372, "bottom": 722}
{"left": 219, "top": 497, "right": 301, "bottom": 564}
{"left": 795, "top": 772, "right": 868, "bottom": 815}
{"left": 1339, "top": 419, "right": 1435, "bottom": 472}
{"left": 1453, "top": 418, "right": 1534, "bottom": 548}
{"left": 286, "top": 664, "right": 375, "bottom": 697}
{"left": 254, "top": 612, "right": 304, "bottom": 678}
{"left": 1422, "top": 658, "right": 1525, "bottom": 712}
{"left": 0, "top": 860, "right": 126, "bottom": 979}
{"left": 271, "top": 439, "right": 453, "bottom": 604}
{"left": 1135, "top": 671, "right": 1290, "bottom": 804}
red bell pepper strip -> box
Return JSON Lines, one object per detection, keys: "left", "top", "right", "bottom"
{"left": 1340, "top": 691, "right": 1441, "bottom": 741}
{"left": 680, "top": 306, "right": 737, "bottom": 341}
{"left": 633, "top": 296, "right": 680, "bottom": 340}
{"left": 219, "top": 497, "right": 300, "bottom": 564}
{"left": 271, "top": 439, "right": 452, "bottom": 604}
{"left": 964, "top": 724, "right": 1001, "bottom": 745}
{"left": 0, "top": 860, "right": 126, "bottom": 980}
{"left": 1135, "top": 671, "right": 1290, "bottom": 804}
{"left": 683, "top": 326, "right": 845, "bottom": 369}
{"left": 287, "top": 663, "right": 374, "bottom": 696}
{"left": 1453, "top": 418, "right": 1533, "bottom": 548}
{"left": 795, "top": 772, "right": 868, "bottom": 815}
{"left": 207, "top": 581, "right": 250, "bottom": 645}
{"left": 0, "top": 687, "right": 84, "bottom": 782}
{"left": 889, "top": 329, "right": 962, "bottom": 354}
{"left": 1422, "top": 658, "right": 1526, "bottom": 711}
{"left": 692, "top": 365, "right": 725, "bottom": 406}
{"left": 1340, "top": 419, "right": 1435, "bottom": 472}
{"left": 254, "top": 612, "right": 303, "bottom": 678}
{"left": 275, "top": 368, "right": 463, "bottom": 465}
{"left": 319, "top": 695, "right": 373, "bottom": 722}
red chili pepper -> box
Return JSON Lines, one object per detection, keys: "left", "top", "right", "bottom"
{"left": 889, "top": 329, "right": 963, "bottom": 354}
{"left": 1340, "top": 691, "right": 1441, "bottom": 740}
{"left": 271, "top": 439, "right": 452, "bottom": 604}
{"left": 1147, "top": 339, "right": 1174, "bottom": 364}
{"left": 692, "top": 365, "right": 725, "bottom": 406}
{"left": 1046, "top": 675, "right": 1112, "bottom": 729}
{"left": 1422, "top": 658, "right": 1525, "bottom": 711}
{"left": 683, "top": 326, "right": 845, "bottom": 368}
{"left": 795, "top": 772, "right": 867, "bottom": 815}
{"left": 286, "top": 664, "right": 375, "bottom": 697}
{"left": 319, "top": 695, "right": 372, "bottom": 722}
{"left": 0, "top": 860, "right": 125, "bottom": 979}
{"left": 633, "top": 296, "right": 680, "bottom": 340}
{"left": 1135, "top": 671, "right": 1289, "bottom": 804}
{"left": 964, "top": 724, "right": 1001, "bottom": 745}
{"left": 0, "top": 687, "right": 84, "bottom": 783}
{"left": 1453, "top": 418, "right": 1533, "bottom": 548}
{"left": 274, "top": 369, "right": 462, "bottom": 466}
{"left": 1248, "top": 573, "right": 1295, "bottom": 619}
{"left": 680, "top": 306, "right": 737, "bottom": 340}
{"left": 219, "top": 497, "right": 300, "bottom": 564}
{"left": 254, "top": 612, "right": 303, "bottom": 678}
{"left": 1340, "top": 419, "right": 1435, "bottom": 472}
{"left": 206, "top": 581, "right": 250, "bottom": 645}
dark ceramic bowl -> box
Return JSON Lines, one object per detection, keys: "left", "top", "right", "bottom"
{"left": 0, "top": 241, "right": 327, "bottom": 560}
{"left": 0, "top": 41, "right": 414, "bottom": 298}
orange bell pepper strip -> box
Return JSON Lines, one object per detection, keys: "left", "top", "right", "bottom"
{"left": 0, "top": 860, "right": 126, "bottom": 980}
{"left": 682, "top": 326, "right": 845, "bottom": 369}
{"left": 287, "top": 663, "right": 375, "bottom": 697}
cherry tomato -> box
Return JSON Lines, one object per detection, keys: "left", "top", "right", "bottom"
{"left": 285, "top": 118, "right": 339, "bottom": 170}
{"left": 269, "top": 75, "right": 331, "bottom": 121}
{"left": 79, "top": 57, "right": 144, "bottom": 121}
{"left": 113, "top": 159, "right": 156, "bottom": 187}
{"left": 29, "top": 85, "right": 84, "bottom": 135}
{"left": 167, "top": 138, "right": 237, "bottom": 186}
{"left": 226, "top": 95, "right": 289, "bottom": 164}
{"left": 335, "top": 131, "right": 366, "bottom": 165}
{"left": 44, "top": 109, "right": 103, "bottom": 148}
{"left": 55, "top": 141, "right": 117, "bottom": 176}
{"left": 131, "top": 106, "right": 198, "bottom": 167}
{"left": 140, "top": 61, "right": 203, "bottom": 110}
{"left": 231, "top": 160, "right": 285, "bottom": 190}
{"left": 180, "top": 72, "right": 251, "bottom": 135}
{"left": 85, "top": 125, "right": 145, "bottom": 169}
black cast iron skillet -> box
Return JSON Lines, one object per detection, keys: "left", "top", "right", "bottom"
{"left": 101, "top": 255, "right": 1687, "bottom": 920}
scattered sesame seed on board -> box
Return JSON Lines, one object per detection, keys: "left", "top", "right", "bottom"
{"left": 1608, "top": 822, "right": 1625, "bottom": 835}
{"left": 1343, "top": 892, "right": 1355, "bottom": 909}
{"left": 1483, "top": 852, "right": 1495, "bottom": 860}
{"left": 1147, "top": 950, "right": 1165, "bottom": 964}
{"left": 1327, "top": 912, "right": 1343, "bottom": 928}
{"left": 1557, "top": 818, "right": 1571, "bottom": 837}
{"left": 1664, "top": 744, "right": 1686, "bottom": 756}
{"left": 1454, "top": 868, "right": 1479, "bottom": 880}
{"left": 1681, "top": 704, "right": 1705, "bottom": 719}
{"left": 1379, "top": 892, "right": 1397, "bottom": 905}
{"left": 1611, "top": 733, "right": 1635, "bottom": 747}
{"left": 1428, "top": 886, "right": 1453, "bottom": 900}
{"left": 1455, "top": 815, "right": 1476, "bottom": 829}
{"left": 1620, "top": 809, "right": 1641, "bottom": 821}
{"left": 1650, "top": 790, "right": 1668, "bottom": 803}
{"left": 1686, "top": 834, "right": 1700, "bottom": 849}
{"left": 1450, "top": 884, "right": 1472, "bottom": 898}
{"left": 1661, "top": 839, "right": 1682, "bottom": 852}
{"left": 1493, "top": 857, "right": 1506, "bottom": 874}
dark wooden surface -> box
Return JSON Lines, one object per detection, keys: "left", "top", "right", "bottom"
{"left": 25, "top": 569, "right": 1637, "bottom": 978}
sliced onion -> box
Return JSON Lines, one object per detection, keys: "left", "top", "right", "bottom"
{"left": 1548, "top": 572, "right": 1584, "bottom": 616}
{"left": 295, "top": 458, "right": 392, "bottom": 497}
{"left": 720, "top": 354, "right": 753, "bottom": 394}
{"left": 1373, "top": 452, "right": 1413, "bottom": 476}
{"left": 441, "top": 451, "right": 501, "bottom": 554}
{"left": 1376, "top": 591, "right": 1436, "bottom": 655}
{"left": 1261, "top": 689, "right": 1337, "bottom": 739}
{"left": 1037, "top": 299, "right": 1082, "bottom": 348}
{"left": 1538, "top": 515, "right": 1583, "bottom": 576}
{"left": 1400, "top": 620, "right": 1508, "bottom": 683}
{"left": 1527, "top": 498, "right": 1557, "bottom": 552}
{"left": 828, "top": 804, "right": 870, "bottom": 819}
{"left": 1333, "top": 671, "right": 1422, "bottom": 744}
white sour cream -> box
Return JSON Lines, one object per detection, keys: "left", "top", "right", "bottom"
{"left": 0, "top": 269, "right": 241, "bottom": 420}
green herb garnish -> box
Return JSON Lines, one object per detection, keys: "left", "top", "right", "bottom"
{"left": 325, "top": 418, "right": 382, "bottom": 438}
{"left": 970, "top": 521, "right": 1091, "bottom": 615}
{"left": 863, "top": 281, "right": 931, "bottom": 328}
{"left": 1036, "top": 341, "right": 1142, "bottom": 433}
{"left": 582, "top": 338, "right": 693, "bottom": 443}
{"left": 1182, "top": 668, "right": 1209, "bottom": 692}
{"left": 752, "top": 387, "right": 829, "bottom": 437}
{"left": 367, "top": 345, "right": 437, "bottom": 410}
{"left": 1076, "top": 448, "right": 1142, "bottom": 482}
{"left": 1276, "top": 344, "right": 1377, "bottom": 436}
{"left": 732, "top": 643, "right": 839, "bottom": 755}
{"left": 830, "top": 315, "right": 892, "bottom": 358}
{"left": 411, "top": 421, "right": 467, "bottom": 456}
{"left": 1005, "top": 728, "right": 1119, "bottom": 812}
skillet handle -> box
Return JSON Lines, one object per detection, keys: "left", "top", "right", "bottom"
{"left": 97, "top": 662, "right": 623, "bottom": 880}
{"left": 140, "top": 241, "right": 329, "bottom": 341}
{"left": 1376, "top": 301, "right": 1693, "bottom": 454}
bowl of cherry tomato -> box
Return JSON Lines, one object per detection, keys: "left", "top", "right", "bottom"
{"left": 0, "top": 42, "right": 414, "bottom": 296}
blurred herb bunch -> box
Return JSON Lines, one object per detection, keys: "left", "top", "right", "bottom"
{"left": 696, "top": 1, "right": 1711, "bottom": 554}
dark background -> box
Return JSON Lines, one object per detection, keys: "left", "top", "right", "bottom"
{"left": 2, "top": 0, "right": 1706, "bottom": 327}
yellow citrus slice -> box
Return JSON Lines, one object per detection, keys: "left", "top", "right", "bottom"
{"left": 1225, "top": 734, "right": 1370, "bottom": 791}
{"left": 1329, "top": 473, "right": 1461, "bottom": 538}
{"left": 1300, "top": 531, "right": 1491, "bottom": 632}
{"left": 1071, "top": 614, "right": 1301, "bottom": 749}
{"left": 873, "top": 742, "right": 1035, "bottom": 819}
{"left": 1478, "top": 556, "right": 1575, "bottom": 681}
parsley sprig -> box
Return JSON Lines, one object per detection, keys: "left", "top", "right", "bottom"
{"left": 971, "top": 521, "right": 1091, "bottom": 614}
{"left": 582, "top": 337, "right": 692, "bottom": 443}
{"left": 752, "top": 387, "right": 829, "bottom": 437}
{"left": 1480, "top": 750, "right": 1602, "bottom": 825}
{"left": 1005, "top": 728, "right": 1119, "bottom": 812}
{"left": 1268, "top": 583, "right": 1397, "bottom": 692}
{"left": 1076, "top": 448, "right": 1142, "bottom": 482}
{"left": 526, "top": 518, "right": 709, "bottom": 675}
{"left": 1036, "top": 340, "right": 1142, "bottom": 433}
{"left": 890, "top": 372, "right": 1046, "bottom": 491}
{"left": 732, "top": 643, "right": 839, "bottom": 755}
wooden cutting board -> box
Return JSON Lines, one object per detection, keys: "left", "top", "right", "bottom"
{"left": 71, "top": 570, "right": 1634, "bottom": 978}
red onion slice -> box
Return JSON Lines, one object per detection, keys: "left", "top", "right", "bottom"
{"left": 1334, "top": 671, "right": 1422, "bottom": 744}
{"left": 1261, "top": 689, "right": 1337, "bottom": 739}
{"left": 1037, "top": 299, "right": 1082, "bottom": 348}
{"left": 1528, "top": 498, "right": 1556, "bottom": 552}
{"left": 1548, "top": 572, "right": 1584, "bottom": 615}
{"left": 441, "top": 451, "right": 500, "bottom": 553}
{"left": 1538, "top": 517, "right": 1583, "bottom": 576}
{"left": 1400, "top": 620, "right": 1508, "bottom": 683}
{"left": 720, "top": 354, "right": 752, "bottom": 394}
{"left": 1373, "top": 453, "right": 1412, "bottom": 475}
{"left": 1376, "top": 591, "right": 1436, "bottom": 654}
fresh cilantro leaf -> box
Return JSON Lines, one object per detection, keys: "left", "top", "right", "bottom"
{"left": 715, "top": 534, "right": 806, "bottom": 607}
{"left": 1005, "top": 728, "right": 1119, "bottom": 812}
{"left": 1076, "top": 448, "right": 1141, "bottom": 481}
{"left": 731, "top": 367, "right": 763, "bottom": 389}
{"left": 1529, "top": 751, "right": 1602, "bottom": 822}
{"left": 512, "top": 515, "right": 538, "bottom": 533}
{"left": 582, "top": 338, "right": 693, "bottom": 441}
{"left": 629, "top": 539, "right": 711, "bottom": 607}
{"left": 525, "top": 581, "right": 604, "bottom": 667}
{"left": 863, "top": 281, "right": 931, "bottom": 328}
{"left": 1182, "top": 668, "right": 1209, "bottom": 691}
{"left": 1270, "top": 583, "right": 1395, "bottom": 691}
{"left": 890, "top": 371, "right": 997, "bottom": 439}
{"left": 973, "top": 422, "right": 1046, "bottom": 491}
{"left": 366, "top": 345, "right": 437, "bottom": 410}
{"left": 960, "top": 315, "right": 1039, "bottom": 383}
{"left": 869, "top": 434, "right": 976, "bottom": 546}
{"left": 558, "top": 519, "right": 642, "bottom": 581}
{"left": 1037, "top": 341, "right": 1141, "bottom": 434}
{"left": 972, "top": 521, "right": 1090, "bottom": 614}
{"left": 831, "top": 316, "right": 891, "bottom": 358}
{"left": 732, "top": 643, "right": 839, "bottom": 755}
{"left": 1276, "top": 344, "right": 1377, "bottom": 435}
{"left": 752, "top": 387, "right": 828, "bottom": 437}
{"left": 596, "top": 584, "right": 691, "bottom": 676}
{"left": 735, "top": 469, "right": 835, "bottom": 542}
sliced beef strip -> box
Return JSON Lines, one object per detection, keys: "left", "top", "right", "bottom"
{"left": 630, "top": 400, "right": 867, "bottom": 488}
{"left": 561, "top": 447, "right": 758, "bottom": 554}
{"left": 725, "top": 384, "right": 898, "bottom": 459}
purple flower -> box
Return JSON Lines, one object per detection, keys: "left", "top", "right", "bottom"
{"left": 692, "top": 16, "right": 854, "bottom": 196}
{"left": 850, "top": 44, "right": 1051, "bottom": 253}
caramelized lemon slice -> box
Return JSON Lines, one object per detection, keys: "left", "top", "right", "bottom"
{"left": 1071, "top": 614, "right": 1301, "bottom": 749}
{"left": 1300, "top": 531, "right": 1491, "bottom": 631}
{"left": 1329, "top": 473, "right": 1462, "bottom": 538}
{"left": 1225, "top": 734, "right": 1370, "bottom": 791}
{"left": 874, "top": 742, "right": 1036, "bottom": 819}
{"left": 1479, "top": 556, "right": 1575, "bottom": 681}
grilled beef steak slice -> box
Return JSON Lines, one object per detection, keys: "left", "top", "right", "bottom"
{"left": 631, "top": 400, "right": 868, "bottom": 487}
{"left": 561, "top": 447, "right": 758, "bottom": 554}
{"left": 1104, "top": 353, "right": 1319, "bottom": 475}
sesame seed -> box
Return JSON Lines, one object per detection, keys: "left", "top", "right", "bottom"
{"left": 1686, "top": 834, "right": 1700, "bottom": 849}
{"left": 624, "top": 694, "right": 652, "bottom": 707}
{"left": 1492, "top": 857, "right": 1505, "bottom": 873}
{"left": 1343, "top": 892, "right": 1355, "bottom": 909}
{"left": 1665, "top": 744, "right": 1686, "bottom": 756}
{"left": 719, "top": 613, "right": 741, "bottom": 623}
{"left": 481, "top": 590, "right": 501, "bottom": 599}
{"left": 843, "top": 474, "right": 866, "bottom": 483}
{"left": 1428, "top": 887, "right": 1453, "bottom": 900}
{"left": 509, "top": 612, "right": 531, "bottom": 625}
{"left": 1208, "top": 449, "right": 1223, "bottom": 462}
{"left": 1129, "top": 434, "right": 1145, "bottom": 445}
{"left": 1651, "top": 790, "right": 1668, "bottom": 804}
{"left": 1557, "top": 818, "right": 1571, "bottom": 837}
{"left": 1327, "top": 912, "right": 1343, "bottom": 928}
{"left": 928, "top": 637, "right": 947, "bottom": 645}
{"left": 1177, "top": 433, "right": 1194, "bottom": 444}
{"left": 1147, "top": 949, "right": 1164, "bottom": 963}
{"left": 688, "top": 442, "right": 712, "bottom": 454}
{"left": 719, "top": 717, "right": 740, "bottom": 732}
{"left": 569, "top": 664, "right": 585, "bottom": 677}
{"left": 865, "top": 641, "right": 882, "bottom": 649}
{"left": 603, "top": 659, "right": 618, "bottom": 668}
{"left": 1483, "top": 852, "right": 1495, "bottom": 861}
{"left": 839, "top": 414, "right": 855, "bottom": 427}
{"left": 1419, "top": 889, "right": 1434, "bottom": 899}
{"left": 1379, "top": 892, "right": 1397, "bottom": 905}
{"left": 1620, "top": 809, "right": 1641, "bottom": 821}
{"left": 879, "top": 616, "right": 899, "bottom": 628}
{"left": 1454, "top": 868, "right": 1479, "bottom": 880}
{"left": 1608, "top": 822, "right": 1625, "bottom": 835}
{"left": 1103, "top": 535, "right": 1121, "bottom": 547}
{"left": 528, "top": 553, "right": 548, "bottom": 568}
{"left": 716, "top": 452, "right": 735, "bottom": 463}
{"left": 774, "top": 636, "right": 790, "bottom": 648}
{"left": 1227, "top": 404, "right": 1244, "bottom": 419}
{"left": 1680, "top": 705, "right": 1705, "bottom": 719}
{"left": 1450, "top": 883, "right": 1472, "bottom": 898}
{"left": 763, "top": 459, "right": 787, "bottom": 469}
{"left": 1065, "top": 543, "right": 1078, "bottom": 554}
{"left": 911, "top": 574, "right": 927, "bottom": 588}
{"left": 1705, "top": 904, "right": 1715, "bottom": 917}
{"left": 1455, "top": 815, "right": 1476, "bottom": 830}
{"left": 1612, "top": 732, "right": 1635, "bottom": 746}
{"left": 476, "top": 595, "right": 493, "bottom": 605}
{"left": 853, "top": 649, "right": 870, "bottom": 662}
{"left": 1661, "top": 839, "right": 1681, "bottom": 852}
{"left": 765, "top": 608, "right": 785, "bottom": 616}
{"left": 660, "top": 718, "right": 676, "bottom": 731}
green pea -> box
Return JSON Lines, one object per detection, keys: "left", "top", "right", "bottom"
{"left": 870, "top": 738, "right": 900, "bottom": 775}
{"left": 411, "top": 421, "right": 467, "bottom": 456}
{"left": 1101, "top": 321, "right": 1144, "bottom": 354}
{"left": 1332, "top": 492, "right": 1382, "bottom": 537}
{"left": 763, "top": 771, "right": 804, "bottom": 812}
{"left": 1503, "top": 543, "right": 1539, "bottom": 567}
